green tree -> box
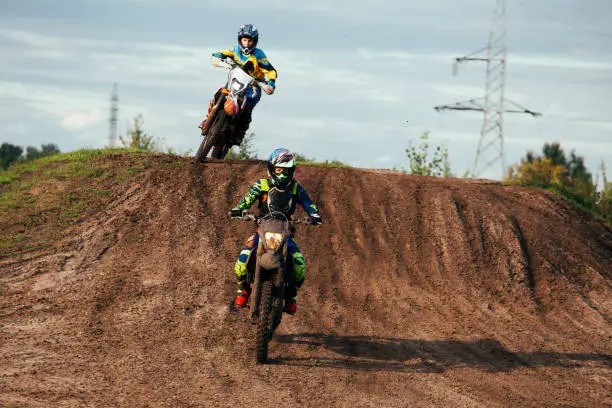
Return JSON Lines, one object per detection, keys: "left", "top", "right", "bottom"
{"left": 293, "top": 152, "right": 316, "bottom": 163}
{"left": 539, "top": 143, "right": 596, "bottom": 205}
{"left": 541, "top": 142, "right": 566, "bottom": 166}
{"left": 405, "top": 131, "right": 451, "bottom": 177}
{"left": 597, "top": 161, "right": 612, "bottom": 221}
{"left": 25, "top": 143, "right": 60, "bottom": 161}
{"left": 324, "top": 159, "right": 346, "bottom": 166}
{"left": 506, "top": 141, "right": 605, "bottom": 220}
{"left": 226, "top": 132, "right": 257, "bottom": 159}
{"left": 119, "top": 114, "right": 162, "bottom": 151}
{"left": 291, "top": 152, "right": 345, "bottom": 166}
{"left": 0, "top": 143, "right": 23, "bottom": 169}
{"left": 506, "top": 156, "right": 569, "bottom": 186}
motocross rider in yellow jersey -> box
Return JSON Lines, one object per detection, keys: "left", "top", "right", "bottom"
{"left": 199, "top": 24, "right": 277, "bottom": 146}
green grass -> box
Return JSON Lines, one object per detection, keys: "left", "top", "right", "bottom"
{"left": 45, "top": 162, "right": 105, "bottom": 181}
{"left": 0, "top": 148, "right": 156, "bottom": 257}
{"left": 35, "top": 148, "right": 106, "bottom": 164}
{"left": 160, "top": 160, "right": 188, "bottom": 168}
{"left": 503, "top": 179, "right": 609, "bottom": 224}
{"left": 0, "top": 189, "right": 36, "bottom": 210}
{"left": 0, "top": 148, "right": 158, "bottom": 185}
{"left": 0, "top": 233, "right": 25, "bottom": 248}
{"left": 0, "top": 149, "right": 151, "bottom": 192}
{"left": 59, "top": 200, "right": 89, "bottom": 224}
{"left": 94, "top": 189, "right": 111, "bottom": 196}
{"left": 297, "top": 160, "right": 349, "bottom": 168}
{"left": 18, "top": 212, "right": 48, "bottom": 228}
{"left": 0, "top": 173, "right": 14, "bottom": 184}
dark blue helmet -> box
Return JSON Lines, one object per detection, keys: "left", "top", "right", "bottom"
{"left": 237, "top": 24, "right": 259, "bottom": 55}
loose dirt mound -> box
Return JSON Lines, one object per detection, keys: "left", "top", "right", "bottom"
{"left": 1, "top": 154, "right": 611, "bottom": 407}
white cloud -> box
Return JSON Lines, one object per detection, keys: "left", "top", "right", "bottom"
{"left": 1, "top": 2, "right": 611, "bottom": 181}
{"left": 61, "top": 109, "right": 105, "bottom": 131}
{"left": 4, "top": 121, "right": 27, "bottom": 135}
{"left": 357, "top": 49, "right": 451, "bottom": 64}
{"left": 0, "top": 81, "right": 104, "bottom": 118}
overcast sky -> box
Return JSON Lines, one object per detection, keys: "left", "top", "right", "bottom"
{"left": 1, "top": 0, "right": 611, "bottom": 180}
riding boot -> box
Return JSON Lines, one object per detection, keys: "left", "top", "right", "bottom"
{"left": 232, "top": 105, "right": 254, "bottom": 145}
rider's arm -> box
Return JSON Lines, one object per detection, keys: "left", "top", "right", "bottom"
{"left": 295, "top": 183, "right": 319, "bottom": 216}
{"left": 253, "top": 50, "right": 277, "bottom": 83}
{"left": 212, "top": 49, "right": 236, "bottom": 60}
{"left": 235, "top": 179, "right": 266, "bottom": 210}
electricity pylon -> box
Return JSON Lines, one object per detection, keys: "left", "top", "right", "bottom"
{"left": 108, "top": 83, "right": 119, "bottom": 148}
{"left": 434, "top": 0, "right": 541, "bottom": 178}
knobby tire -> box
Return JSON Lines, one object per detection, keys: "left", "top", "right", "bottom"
{"left": 195, "top": 111, "right": 229, "bottom": 162}
{"left": 256, "top": 280, "right": 273, "bottom": 364}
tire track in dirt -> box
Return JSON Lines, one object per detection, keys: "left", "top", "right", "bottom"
{"left": 1, "top": 157, "right": 611, "bottom": 408}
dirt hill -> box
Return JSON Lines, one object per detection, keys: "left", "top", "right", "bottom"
{"left": 1, "top": 151, "right": 611, "bottom": 408}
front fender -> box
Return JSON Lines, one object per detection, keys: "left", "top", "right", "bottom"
{"left": 258, "top": 252, "right": 282, "bottom": 270}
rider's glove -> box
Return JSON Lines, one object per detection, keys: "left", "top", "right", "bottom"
{"left": 264, "top": 80, "right": 275, "bottom": 95}
{"left": 230, "top": 207, "right": 243, "bottom": 218}
{"left": 309, "top": 213, "right": 322, "bottom": 225}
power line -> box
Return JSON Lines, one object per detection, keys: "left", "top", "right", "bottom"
{"left": 516, "top": 0, "right": 612, "bottom": 39}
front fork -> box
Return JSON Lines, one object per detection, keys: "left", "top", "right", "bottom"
{"left": 249, "top": 263, "right": 262, "bottom": 324}
{"left": 200, "top": 88, "right": 232, "bottom": 135}
{"left": 249, "top": 262, "right": 286, "bottom": 324}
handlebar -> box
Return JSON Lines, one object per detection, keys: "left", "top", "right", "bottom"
{"left": 211, "top": 57, "right": 235, "bottom": 70}
{"left": 230, "top": 211, "right": 312, "bottom": 225}
{"left": 210, "top": 57, "right": 274, "bottom": 94}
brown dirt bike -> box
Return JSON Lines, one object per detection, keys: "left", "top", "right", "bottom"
{"left": 194, "top": 58, "right": 272, "bottom": 162}
{"left": 233, "top": 204, "right": 312, "bottom": 364}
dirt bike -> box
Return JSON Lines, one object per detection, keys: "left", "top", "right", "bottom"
{"left": 232, "top": 204, "right": 313, "bottom": 364}
{"left": 194, "top": 57, "right": 273, "bottom": 163}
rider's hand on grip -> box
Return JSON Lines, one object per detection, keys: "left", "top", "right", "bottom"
{"left": 309, "top": 213, "right": 322, "bottom": 225}
{"left": 230, "top": 207, "right": 243, "bottom": 218}
{"left": 263, "top": 80, "right": 275, "bottom": 95}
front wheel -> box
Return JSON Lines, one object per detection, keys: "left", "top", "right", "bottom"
{"left": 256, "top": 280, "right": 273, "bottom": 364}
{"left": 194, "top": 111, "right": 229, "bottom": 163}
{"left": 271, "top": 296, "right": 283, "bottom": 334}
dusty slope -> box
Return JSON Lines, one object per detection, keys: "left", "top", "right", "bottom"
{"left": 1, "top": 152, "right": 611, "bottom": 408}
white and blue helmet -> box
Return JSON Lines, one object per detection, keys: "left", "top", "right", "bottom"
{"left": 267, "top": 147, "right": 296, "bottom": 188}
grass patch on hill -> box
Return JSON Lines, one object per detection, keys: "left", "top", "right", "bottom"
{"left": 0, "top": 148, "right": 158, "bottom": 258}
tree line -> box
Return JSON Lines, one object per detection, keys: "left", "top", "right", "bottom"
{"left": 0, "top": 143, "right": 61, "bottom": 170}
{"left": 505, "top": 142, "right": 611, "bottom": 222}
{"left": 402, "top": 133, "right": 610, "bottom": 222}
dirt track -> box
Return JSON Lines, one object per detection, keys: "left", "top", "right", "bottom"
{"left": 1, "top": 155, "right": 611, "bottom": 407}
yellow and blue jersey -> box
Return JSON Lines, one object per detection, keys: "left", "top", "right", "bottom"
{"left": 213, "top": 46, "right": 277, "bottom": 83}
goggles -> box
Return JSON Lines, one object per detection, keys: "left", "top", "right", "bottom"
{"left": 273, "top": 167, "right": 290, "bottom": 175}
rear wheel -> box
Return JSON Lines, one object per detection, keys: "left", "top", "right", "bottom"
{"left": 211, "top": 143, "right": 231, "bottom": 159}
